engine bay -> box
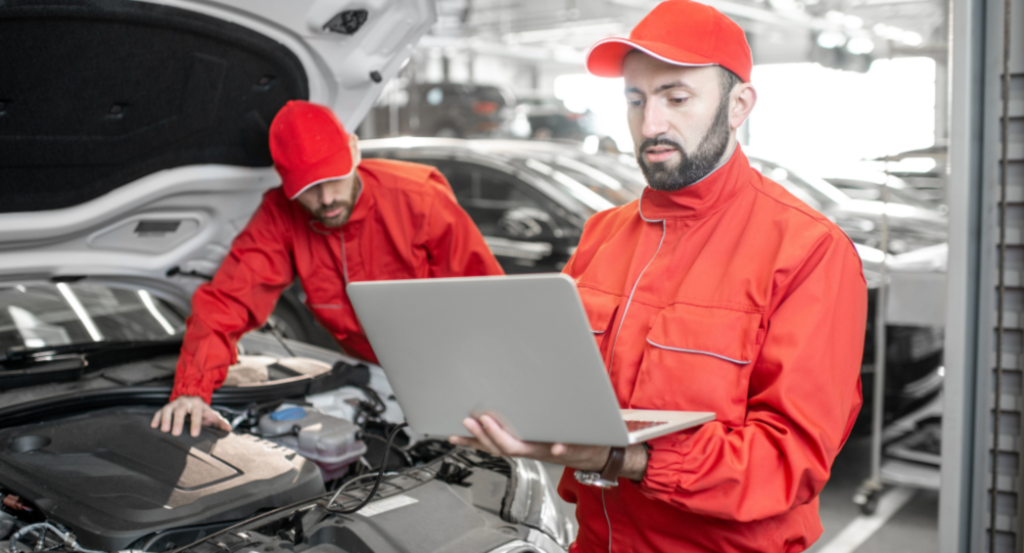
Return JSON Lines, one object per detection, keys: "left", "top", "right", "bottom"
{"left": 0, "top": 356, "right": 571, "bottom": 553}
{"left": 0, "top": 408, "right": 324, "bottom": 551}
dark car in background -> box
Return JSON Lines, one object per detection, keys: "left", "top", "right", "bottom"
{"left": 361, "top": 138, "right": 948, "bottom": 433}
{"left": 516, "top": 94, "right": 595, "bottom": 141}
{"left": 362, "top": 83, "right": 522, "bottom": 139}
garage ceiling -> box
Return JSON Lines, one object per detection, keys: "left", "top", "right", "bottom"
{"left": 425, "top": 0, "right": 948, "bottom": 66}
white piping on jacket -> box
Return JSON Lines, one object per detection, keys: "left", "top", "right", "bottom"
{"left": 340, "top": 235, "right": 350, "bottom": 285}
{"left": 608, "top": 192, "right": 666, "bottom": 366}
{"left": 337, "top": 179, "right": 364, "bottom": 286}
{"left": 602, "top": 488, "right": 612, "bottom": 553}
{"left": 646, "top": 338, "right": 751, "bottom": 365}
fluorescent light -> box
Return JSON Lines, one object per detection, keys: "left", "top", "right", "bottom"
{"left": 901, "top": 31, "right": 923, "bottom": 46}
{"left": 847, "top": 36, "right": 876, "bottom": 55}
{"left": 139, "top": 290, "right": 176, "bottom": 335}
{"left": 817, "top": 31, "right": 847, "bottom": 49}
{"left": 873, "top": 23, "right": 924, "bottom": 46}
{"left": 56, "top": 282, "right": 103, "bottom": 342}
{"left": 825, "top": 10, "right": 846, "bottom": 23}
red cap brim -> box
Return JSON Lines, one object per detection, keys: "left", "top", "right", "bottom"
{"left": 586, "top": 38, "right": 717, "bottom": 78}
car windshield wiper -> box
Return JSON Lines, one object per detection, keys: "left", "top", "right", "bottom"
{"left": 0, "top": 339, "right": 180, "bottom": 366}
{"left": 0, "top": 340, "right": 183, "bottom": 392}
{"left": 2, "top": 342, "right": 107, "bottom": 364}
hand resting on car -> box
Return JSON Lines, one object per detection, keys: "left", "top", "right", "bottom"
{"left": 151, "top": 395, "right": 231, "bottom": 437}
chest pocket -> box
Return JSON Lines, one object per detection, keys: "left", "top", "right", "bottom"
{"left": 631, "top": 303, "right": 762, "bottom": 426}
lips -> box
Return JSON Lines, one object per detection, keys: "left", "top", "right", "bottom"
{"left": 320, "top": 203, "right": 350, "bottom": 219}
{"left": 645, "top": 146, "right": 679, "bottom": 164}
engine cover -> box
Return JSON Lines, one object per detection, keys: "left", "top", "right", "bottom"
{"left": 0, "top": 408, "right": 324, "bottom": 551}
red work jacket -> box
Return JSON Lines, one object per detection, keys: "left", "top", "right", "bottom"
{"left": 558, "top": 147, "right": 866, "bottom": 553}
{"left": 171, "top": 159, "right": 504, "bottom": 403}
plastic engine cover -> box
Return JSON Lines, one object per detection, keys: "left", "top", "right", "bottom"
{"left": 259, "top": 407, "right": 366, "bottom": 479}
{"left": 0, "top": 408, "right": 324, "bottom": 551}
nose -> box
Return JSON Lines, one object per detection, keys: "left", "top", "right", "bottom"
{"left": 641, "top": 99, "right": 670, "bottom": 139}
{"left": 317, "top": 182, "right": 343, "bottom": 206}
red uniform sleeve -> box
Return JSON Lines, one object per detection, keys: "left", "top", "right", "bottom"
{"left": 420, "top": 171, "right": 505, "bottom": 277}
{"left": 638, "top": 232, "right": 867, "bottom": 522}
{"left": 170, "top": 192, "right": 295, "bottom": 404}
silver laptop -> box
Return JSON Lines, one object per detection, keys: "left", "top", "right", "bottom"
{"left": 347, "top": 273, "right": 714, "bottom": 447}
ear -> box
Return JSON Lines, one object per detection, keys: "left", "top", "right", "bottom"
{"left": 729, "top": 84, "right": 757, "bottom": 131}
{"left": 349, "top": 133, "right": 362, "bottom": 167}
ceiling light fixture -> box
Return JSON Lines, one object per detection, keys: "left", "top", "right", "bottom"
{"left": 817, "top": 30, "right": 847, "bottom": 49}
{"left": 846, "top": 36, "right": 876, "bottom": 54}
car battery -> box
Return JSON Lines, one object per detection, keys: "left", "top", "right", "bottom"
{"left": 259, "top": 406, "right": 366, "bottom": 481}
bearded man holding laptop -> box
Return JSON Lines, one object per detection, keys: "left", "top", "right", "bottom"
{"left": 449, "top": 2, "right": 867, "bottom": 551}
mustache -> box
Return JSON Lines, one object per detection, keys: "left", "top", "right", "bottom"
{"left": 638, "top": 137, "right": 684, "bottom": 156}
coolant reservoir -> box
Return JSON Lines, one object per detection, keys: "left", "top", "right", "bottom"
{"left": 259, "top": 406, "right": 367, "bottom": 480}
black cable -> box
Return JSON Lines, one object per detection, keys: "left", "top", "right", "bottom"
{"left": 326, "top": 423, "right": 409, "bottom": 514}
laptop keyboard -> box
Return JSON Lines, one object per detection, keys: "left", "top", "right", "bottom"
{"left": 626, "top": 420, "right": 668, "bottom": 432}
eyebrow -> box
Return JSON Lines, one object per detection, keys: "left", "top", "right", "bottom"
{"left": 624, "top": 81, "right": 693, "bottom": 95}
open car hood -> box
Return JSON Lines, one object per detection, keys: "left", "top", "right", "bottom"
{"left": 0, "top": 0, "right": 435, "bottom": 287}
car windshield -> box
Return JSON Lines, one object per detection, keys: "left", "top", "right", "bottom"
{"left": 510, "top": 152, "right": 643, "bottom": 215}
{"left": 0, "top": 281, "right": 185, "bottom": 351}
{"left": 828, "top": 177, "right": 937, "bottom": 210}
{"left": 748, "top": 158, "right": 850, "bottom": 212}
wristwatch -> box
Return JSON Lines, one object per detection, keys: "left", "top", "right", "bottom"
{"left": 574, "top": 447, "right": 626, "bottom": 488}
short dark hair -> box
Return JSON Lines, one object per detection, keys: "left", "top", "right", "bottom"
{"left": 718, "top": 67, "right": 742, "bottom": 98}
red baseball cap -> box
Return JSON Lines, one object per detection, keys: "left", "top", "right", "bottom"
{"left": 586, "top": 0, "right": 752, "bottom": 82}
{"left": 269, "top": 100, "right": 356, "bottom": 200}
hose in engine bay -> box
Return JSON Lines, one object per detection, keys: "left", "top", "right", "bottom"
{"left": 325, "top": 422, "right": 408, "bottom": 514}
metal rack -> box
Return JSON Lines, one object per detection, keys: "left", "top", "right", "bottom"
{"left": 852, "top": 167, "right": 942, "bottom": 515}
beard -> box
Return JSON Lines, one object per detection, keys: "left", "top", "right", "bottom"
{"left": 636, "top": 95, "right": 732, "bottom": 192}
{"left": 304, "top": 181, "right": 359, "bottom": 228}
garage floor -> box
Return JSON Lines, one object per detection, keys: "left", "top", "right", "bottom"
{"left": 808, "top": 434, "right": 939, "bottom": 553}
{"left": 544, "top": 434, "right": 939, "bottom": 552}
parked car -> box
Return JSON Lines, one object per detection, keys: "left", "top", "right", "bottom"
{"left": 361, "top": 138, "right": 949, "bottom": 433}
{"left": 363, "top": 83, "right": 523, "bottom": 139}
{"left": 824, "top": 175, "right": 948, "bottom": 214}
{"left": 0, "top": 1, "right": 571, "bottom": 553}
{"left": 515, "top": 94, "right": 596, "bottom": 141}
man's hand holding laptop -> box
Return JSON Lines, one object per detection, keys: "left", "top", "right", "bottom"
{"left": 451, "top": 414, "right": 648, "bottom": 481}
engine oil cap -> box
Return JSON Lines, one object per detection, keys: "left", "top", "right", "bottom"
{"left": 270, "top": 407, "right": 307, "bottom": 421}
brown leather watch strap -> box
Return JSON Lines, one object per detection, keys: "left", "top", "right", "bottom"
{"left": 599, "top": 446, "right": 627, "bottom": 483}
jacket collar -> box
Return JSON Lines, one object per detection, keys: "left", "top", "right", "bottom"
{"left": 638, "top": 144, "right": 751, "bottom": 221}
{"left": 307, "top": 164, "right": 374, "bottom": 234}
